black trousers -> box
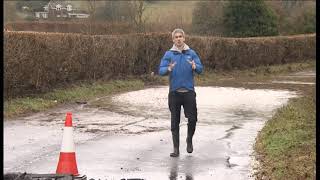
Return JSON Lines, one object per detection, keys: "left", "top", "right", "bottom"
{"left": 168, "top": 90, "right": 197, "bottom": 137}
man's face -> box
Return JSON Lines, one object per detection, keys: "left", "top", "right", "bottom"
{"left": 172, "top": 32, "right": 185, "bottom": 47}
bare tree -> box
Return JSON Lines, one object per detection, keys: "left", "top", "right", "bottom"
{"left": 86, "top": 0, "right": 96, "bottom": 35}
{"left": 130, "top": 0, "right": 148, "bottom": 33}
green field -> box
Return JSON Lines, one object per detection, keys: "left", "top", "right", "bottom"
{"left": 143, "top": 1, "right": 196, "bottom": 24}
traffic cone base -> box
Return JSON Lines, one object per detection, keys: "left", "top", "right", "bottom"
{"left": 56, "top": 152, "right": 79, "bottom": 176}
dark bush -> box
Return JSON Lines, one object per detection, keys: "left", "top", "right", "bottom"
{"left": 223, "top": 0, "right": 279, "bottom": 37}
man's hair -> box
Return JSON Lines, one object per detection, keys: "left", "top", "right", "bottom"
{"left": 172, "top": 28, "right": 185, "bottom": 39}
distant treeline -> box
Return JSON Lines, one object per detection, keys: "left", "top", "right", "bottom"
{"left": 4, "top": 32, "right": 315, "bottom": 99}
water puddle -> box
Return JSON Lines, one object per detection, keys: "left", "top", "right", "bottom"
{"left": 4, "top": 86, "right": 297, "bottom": 179}
{"left": 291, "top": 71, "right": 315, "bottom": 77}
{"left": 270, "top": 80, "right": 315, "bottom": 85}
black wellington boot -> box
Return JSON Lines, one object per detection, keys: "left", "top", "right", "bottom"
{"left": 186, "top": 122, "right": 196, "bottom": 153}
{"left": 170, "top": 131, "right": 180, "bottom": 157}
{"left": 186, "top": 137, "right": 193, "bottom": 153}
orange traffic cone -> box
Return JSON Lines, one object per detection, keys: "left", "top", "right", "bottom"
{"left": 56, "top": 112, "right": 79, "bottom": 176}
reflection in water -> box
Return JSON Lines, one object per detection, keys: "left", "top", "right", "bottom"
{"left": 186, "top": 174, "right": 193, "bottom": 180}
{"left": 169, "top": 158, "right": 178, "bottom": 180}
{"left": 184, "top": 156, "right": 194, "bottom": 180}
{"left": 169, "top": 157, "right": 194, "bottom": 180}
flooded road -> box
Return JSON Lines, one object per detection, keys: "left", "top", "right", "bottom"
{"left": 4, "top": 85, "right": 298, "bottom": 179}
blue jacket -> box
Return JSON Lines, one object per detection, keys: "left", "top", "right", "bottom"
{"left": 158, "top": 47, "right": 203, "bottom": 92}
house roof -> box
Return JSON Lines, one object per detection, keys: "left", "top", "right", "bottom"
{"left": 47, "top": 0, "right": 72, "bottom": 8}
{"left": 39, "top": 0, "right": 90, "bottom": 14}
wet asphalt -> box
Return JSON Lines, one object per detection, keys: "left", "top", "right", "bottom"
{"left": 4, "top": 71, "right": 315, "bottom": 180}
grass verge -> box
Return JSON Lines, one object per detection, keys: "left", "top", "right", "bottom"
{"left": 4, "top": 80, "right": 145, "bottom": 118}
{"left": 254, "top": 89, "right": 316, "bottom": 179}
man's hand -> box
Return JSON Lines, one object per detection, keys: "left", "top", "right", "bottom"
{"left": 188, "top": 60, "right": 196, "bottom": 70}
{"left": 168, "top": 62, "right": 176, "bottom": 72}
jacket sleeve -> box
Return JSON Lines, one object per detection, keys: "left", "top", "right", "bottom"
{"left": 158, "top": 51, "right": 171, "bottom": 76}
{"left": 192, "top": 50, "right": 203, "bottom": 74}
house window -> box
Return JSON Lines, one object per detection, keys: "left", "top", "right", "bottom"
{"left": 67, "top": 5, "right": 72, "bottom": 11}
{"left": 56, "top": 4, "right": 61, "bottom": 11}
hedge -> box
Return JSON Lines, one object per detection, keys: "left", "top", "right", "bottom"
{"left": 4, "top": 31, "right": 315, "bottom": 98}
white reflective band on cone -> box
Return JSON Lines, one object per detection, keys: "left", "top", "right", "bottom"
{"left": 61, "top": 127, "right": 75, "bottom": 152}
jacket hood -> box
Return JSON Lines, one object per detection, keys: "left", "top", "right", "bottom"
{"left": 170, "top": 44, "right": 190, "bottom": 53}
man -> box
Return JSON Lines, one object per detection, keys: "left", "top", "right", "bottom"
{"left": 159, "top": 28, "right": 203, "bottom": 157}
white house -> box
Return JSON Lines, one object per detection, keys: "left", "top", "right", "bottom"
{"left": 35, "top": 0, "right": 89, "bottom": 20}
